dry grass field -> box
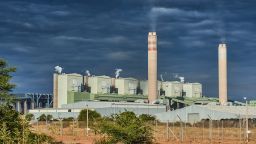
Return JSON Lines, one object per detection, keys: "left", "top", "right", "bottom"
{"left": 31, "top": 121, "right": 256, "bottom": 144}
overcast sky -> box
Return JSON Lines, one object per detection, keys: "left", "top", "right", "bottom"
{"left": 1, "top": 0, "right": 256, "bottom": 100}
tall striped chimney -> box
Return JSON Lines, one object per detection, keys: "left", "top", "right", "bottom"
{"left": 148, "top": 32, "right": 158, "bottom": 103}
{"left": 218, "top": 43, "right": 228, "bottom": 105}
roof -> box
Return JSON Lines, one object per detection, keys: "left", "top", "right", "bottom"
{"left": 93, "top": 75, "right": 111, "bottom": 79}
{"left": 155, "top": 105, "right": 256, "bottom": 123}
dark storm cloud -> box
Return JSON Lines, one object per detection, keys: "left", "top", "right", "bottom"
{"left": 1, "top": 0, "right": 256, "bottom": 100}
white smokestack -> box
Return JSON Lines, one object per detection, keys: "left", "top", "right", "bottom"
{"left": 86, "top": 70, "right": 91, "bottom": 77}
{"left": 218, "top": 43, "right": 228, "bottom": 105}
{"left": 54, "top": 66, "right": 63, "bottom": 74}
{"left": 115, "top": 69, "right": 122, "bottom": 78}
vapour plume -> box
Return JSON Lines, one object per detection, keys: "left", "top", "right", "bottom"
{"left": 115, "top": 68, "right": 122, "bottom": 78}
{"left": 54, "top": 66, "right": 63, "bottom": 74}
{"left": 149, "top": 0, "right": 157, "bottom": 31}
{"left": 211, "top": 1, "right": 227, "bottom": 43}
{"left": 149, "top": 10, "right": 157, "bottom": 32}
{"left": 173, "top": 73, "right": 179, "bottom": 79}
{"left": 160, "top": 74, "right": 164, "bottom": 81}
{"left": 179, "top": 77, "right": 185, "bottom": 83}
{"left": 86, "top": 70, "right": 91, "bottom": 76}
{"left": 173, "top": 73, "right": 185, "bottom": 82}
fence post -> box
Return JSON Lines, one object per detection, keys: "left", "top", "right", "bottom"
{"left": 177, "top": 114, "right": 183, "bottom": 142}
{"left": 166, "top": 120, "right": 169, "bottom": 141}
{"left": 208, "top": 115, "right": 212, "bottom": 144}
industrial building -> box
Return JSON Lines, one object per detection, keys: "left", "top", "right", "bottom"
{"left": 53, "top": 72, "right": 203, "bottom": 108}
{"left": 87, "top": 75, "right": 112, "bottom": 94}
{"left": 53, "top": 73, "right": 83, "bottom": 108}
{"left": 155, "top": 105, "right": 256, "bottom": 123}
{"left": 29, "top": 101, "right": 166, "bottom": 119}
{"left": 115, "top": 77, "right": 138, "bottom": 95}
{"left": 182, "top": 83, "right": 202, "bottom": 98}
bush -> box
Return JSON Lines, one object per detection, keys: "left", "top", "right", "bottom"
{"left": 38, "top": 114, "right": 46, "bottom": 121}
{"left": 139, "top": 114, "right": 156, "bottom": 122}
{"left": 38, "top": 114, "right": 53, "bottom": 121}
{"left": 63, "top": 117, "right": 74, "bottom": 121}
{"left": 78, "top": 109, "right": 101, "bottom": 122}
{"left": 25, "top": 113, "right": 34, "bottom": 121}
{"left": 46, "top": 114, "right": 53, "bottom": 121}
{"left": 95, "top": 111, "right": 153, "bottom": 144}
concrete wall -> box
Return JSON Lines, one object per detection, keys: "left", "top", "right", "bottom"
{"left": 88, "top": 76, "right": 112, "bottom": 94}
{"left": 140, "top": 80, "right": 148, "bottom": 95}
{"left": 183, "top": 83, "right": 202, "bottom": 98}
{"left": 162, "top": 81, "right": 182, "bottom": 97}
{"left": 115, "top": 78, "right": 138, "bottom": 95}
{"left": 57, "top": 75, "right": 67, "bottom": 108}
{"left": 67, "top": 74, "right": 83, "bottom": 92}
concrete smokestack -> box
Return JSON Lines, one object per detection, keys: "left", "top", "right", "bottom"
{"left": 148, "top": 32, "right": 158, "bottom": 103}
{"left": 218, "top": 43, "right": 228, "bottom": 105}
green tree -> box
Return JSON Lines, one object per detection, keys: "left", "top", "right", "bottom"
{"left": 0, "top": 123, "right": 12, "bottom": 143}
{"left": 95, "top": 111, "right": 153, "bottom": 144}
{"left": 0, "top": 58, "right": 54, "bottom": 143}
{"left": 0, "top": 59, "right": 16, "bottom": 103}
{"left": 78, "top": 109, "right": 101, "bottom": 122}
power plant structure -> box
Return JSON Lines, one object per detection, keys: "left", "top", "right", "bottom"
{"left": 52, "top": 73, "right": 202, "bottom": 108}
{"left": 148, "top": 32, "right": 158, "bottom": 103}
{"left": 218, "top": 43, "right": 228, "bottom": 105}
{"left": 28, "top": 32, "right": 256, "bottom": 125}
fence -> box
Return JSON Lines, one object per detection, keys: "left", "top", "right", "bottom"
{"left": 32, "top": 118, "right": 256, "bottom": 144}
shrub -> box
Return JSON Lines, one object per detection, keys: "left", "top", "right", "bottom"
{"left": 95, "top": 111, "right": 153, "bottom": 144}
{"left": 78, "top": 109, "right": 101, "bottom": 122}
{"left": 38, "top": 114, "right": 46, "bottom": 121}
{"left": 25, "top": 113, "right": 34, "bottom": 121}
{"left": 139, "top": 114, "right": 156, "bottom": 122}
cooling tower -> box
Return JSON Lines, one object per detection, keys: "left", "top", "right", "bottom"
{"left": 148, "top": 32, "right": 158, "bottom": 103}
{"left": 218, "top": 43, "right": 228, "bottom": 105}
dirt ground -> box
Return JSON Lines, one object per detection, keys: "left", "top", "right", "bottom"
{"left": 31, "top": 122, "right": 256, "bottom": 144}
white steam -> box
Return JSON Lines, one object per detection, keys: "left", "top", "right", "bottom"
{"left": 54, "top": 66, "right": 63, "bottom": 74}
{"left": 179, "top": 77, "right": 185, "bottom": 83}
{"left": 173, "top": 73, "right": 185, "bottom": 83}
{"left": 86, "top": 70, "right": 91, "bottom": 76}
{"left": 115, "top": 69, "right": 122, "bottom": 78}
{"left": 149, "top": 0, "right": 157, "bottom": 31}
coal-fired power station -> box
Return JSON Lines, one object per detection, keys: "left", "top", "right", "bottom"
{"left": 148, "top": 32, "right": 158, "bottom": 103}
{"left": 218, "top": 43, "right": 228, "bottom": 105}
